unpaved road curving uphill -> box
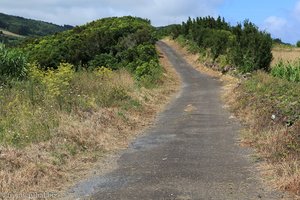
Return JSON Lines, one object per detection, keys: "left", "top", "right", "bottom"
{"left": 69, "top": 41, "right": 290, "bottom": 200}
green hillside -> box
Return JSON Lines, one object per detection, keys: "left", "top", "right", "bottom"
{"left": 0, "top": 12, "right": 73, "bottom": 46}
{"left": 0, "top": 12, "right": 72, "bottom": 36}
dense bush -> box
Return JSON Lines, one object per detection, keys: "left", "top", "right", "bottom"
{"left": 88, "top": 54, "right": 119, "bottom": 70}
{"left": 231, "top": 21, "right": 273, "bottom": 73}
{"left": 171, "top": 16, "right": 273, "bottom": 73}
{"left": 0, "top": 34, "right": 24, "bottom": 47}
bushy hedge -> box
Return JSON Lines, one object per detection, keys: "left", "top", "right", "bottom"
{"left": 171, "top": 16, "right": 273, "bottom": 73}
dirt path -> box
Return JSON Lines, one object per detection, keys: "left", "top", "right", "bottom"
{"left": 66, "top": 41, "right": 291, "bottom": 200}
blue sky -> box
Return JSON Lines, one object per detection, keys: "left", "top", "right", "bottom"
{"left": 218, "top": 0, "right": 300, "bottom": 44}
{"left": 219, "top": 0, "right": 295, "bottom": 23}
{"left": 0, "top": 0, "right": 300, "bottom": 44}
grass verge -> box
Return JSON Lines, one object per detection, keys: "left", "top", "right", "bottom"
{"left": 225, "top": 72, "right": 300, "bottom": 195}
{"left": 0, "top": 45, "right": 180, "bottom": 197}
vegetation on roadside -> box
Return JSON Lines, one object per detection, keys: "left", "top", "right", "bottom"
{"left": 0, "top": 16, "right": 162, "bottom": 147}
{"left": 228, "top": 72, "right": 300, "bottom": 194}
{"left": 0, "top": 63, "right": 133, "bottom": 148}
{"left": 0, "top": 16, "right": 168, "bottom": 194}
{"left": 163, "top": 16, "right": 273, "bottom": 73}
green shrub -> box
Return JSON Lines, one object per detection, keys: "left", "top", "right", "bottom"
{"left": 135, "top": 60, "right": 162, "bottom": 87}
{"left": 231, "top": 21, "right": 273, "bottom": 73}
{"left": 176, "top": 35, "right": 187, "bottom": 47}
{"left": 208, "top": 30, "right": 232, "bottom": 61}
{"left": 136, "top": 44, "right": 158, "bottom": 62}
{"left": 29, "top": 63, "right": 75, "bottom": 100}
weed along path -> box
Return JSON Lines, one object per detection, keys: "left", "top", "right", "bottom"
{"left": 67, "top": 41, "right": 290, "bottom": 200}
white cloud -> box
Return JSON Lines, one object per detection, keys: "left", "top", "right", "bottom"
{"left": 0, "top": 0, "right": 224, "bottom": 26}
{"left": 261, "top": 0, "right": 300, "bottom": 44}
{"left": 262, "top": 15, "right": 300, "bottom": 44}
{"left": 263, "top": 16, "right": 287, "bottom": 33}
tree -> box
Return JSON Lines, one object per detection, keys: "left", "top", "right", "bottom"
{"left": 296, "top": 41, "right": 300, "bottom": 48}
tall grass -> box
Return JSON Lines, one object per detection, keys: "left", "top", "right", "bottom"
{"left": 271, "top": 59, "right": 300, "bottom": 82}
{"left": 0, "top": 65, "right": 134, "bottom": 148}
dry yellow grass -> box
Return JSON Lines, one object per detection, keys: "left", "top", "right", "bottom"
{"left": 272, "top": 48, "right": 300, "bottom": 66}
{"left": 0, "top": 46, "right": 180, "bottom": 198}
